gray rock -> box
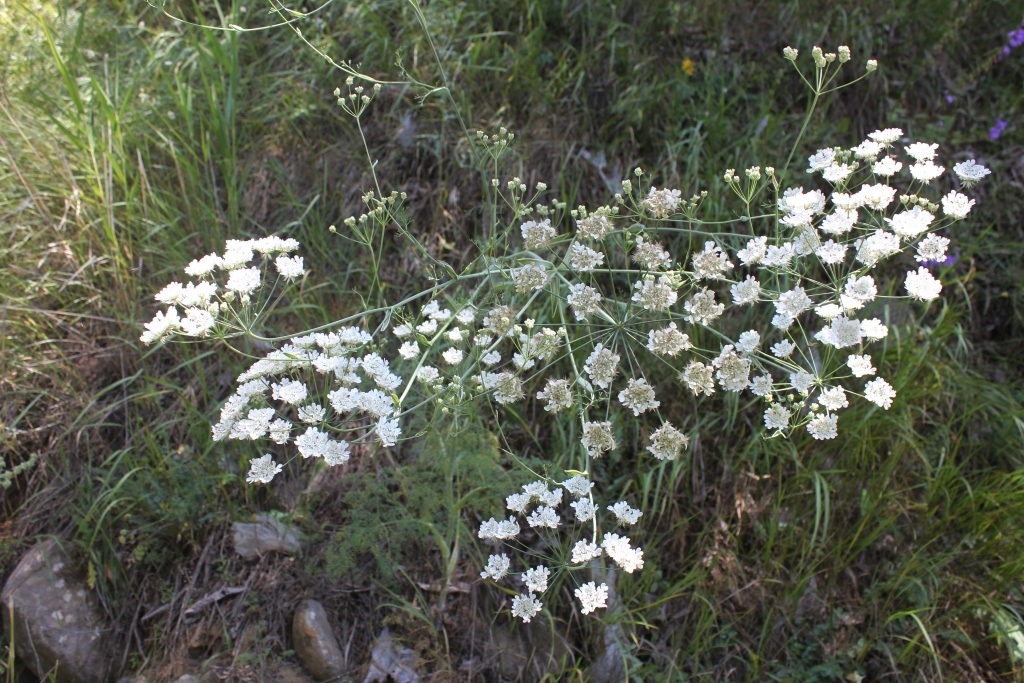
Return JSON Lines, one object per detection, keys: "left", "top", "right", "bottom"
{"left": 291, "top": 599, "right": 345, "bottom": 682}
{"left": 363, "top": 628, "right": 419, "bottom": 683}
{"left": 232, "top": 513, "right": 301, "bottom": 559}
{"left": 1, "top": 539, "right": 113, "bottom": 683}
{"left": 586, "top": 569, "right": 627, "bottom": 683}
{"left": 586, "top": 623, "right": 626, "bottom": 683}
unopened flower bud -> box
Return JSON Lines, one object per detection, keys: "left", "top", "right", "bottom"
{"left": 491, "top": 178, "right": 499, "bottom": 187}
{"left": 812, "top": 46, "right": 826, "bottom": 68}
{"left": 838, "top": 45, "right": 851, "bottom": 63}
{"left": 536, "top": 182, "right": 547, "bottom": 191}
{"left": 621, "top": 179, "right": 632, "bottom": 194}
{"left": 783, "top": 46, "right": 798, "bottom": 61}
{"left": 745, "top": 166, "right": 761, "bottom": 181}
{"left": 866, "top": 59, "right": 878, "bottom": 72}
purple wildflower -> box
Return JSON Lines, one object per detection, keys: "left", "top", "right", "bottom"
{"left": 990, "top": 120, "right": 1008, "bottom": 141}
{"left": 1009, "top": 26, "right": 1024, "bottom": 48}
{"left": 1001, "top": 22, "right": 1024, "bottom": 57}
{"left": 921, "top": 247, "right": 959, "bottom": 270}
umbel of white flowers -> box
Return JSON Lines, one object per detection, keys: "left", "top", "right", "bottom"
{"left": 140, "top": 44, "right": 990, "bottom": 624}
{"left": 139, "top": 144, "right": 988, "bottom": 614}
{"left": 479, "top": 477, "right": 642, "bottom": 620}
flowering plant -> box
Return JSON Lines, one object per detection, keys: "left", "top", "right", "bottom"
{"left": 141, "top": 45, "right": 989, "bottom": 623}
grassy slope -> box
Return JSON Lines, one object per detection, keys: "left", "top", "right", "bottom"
{"left": 2, "top": 0, "right": 1024, "bottom": 680}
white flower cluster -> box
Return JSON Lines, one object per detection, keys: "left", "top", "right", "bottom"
{"left": 209, "top": 326, "right": 409, "bottom": 483}
{"left": 717, "top": 133, "right": 985, "bottom": 438}
{"left": 141, "top": 47, "right": 990, "bottom": 625}
{"left": 478, "top": 477, "right": 643, "bottom": 621}
{"left": 304, "top": 127, "right": 984, "bottom": 493}
{"left": 140, "top": 237, "right": 301, "bottom": 345}
{"left": 461, "top": 136, "right": 984, "bottom": 454}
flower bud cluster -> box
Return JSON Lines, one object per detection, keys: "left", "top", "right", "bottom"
{"left": 784, "top": 45, "right": 877, "bottom": 74}
{"left": 335, "top": 76, "right": 382, "bottom": 118}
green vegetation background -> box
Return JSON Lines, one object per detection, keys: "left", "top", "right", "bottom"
{"left": 1, "top": 0, "right": 1023, "bottom": 680}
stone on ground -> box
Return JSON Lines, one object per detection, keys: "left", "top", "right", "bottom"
{"left": 291, "top": 599, "right": 345, "bottom": 682}
{"left": 232, "top": 512, "right": 301, "bottom": 559}
{"left": 1, "top": 539, "right": 113, "bottom": 683}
